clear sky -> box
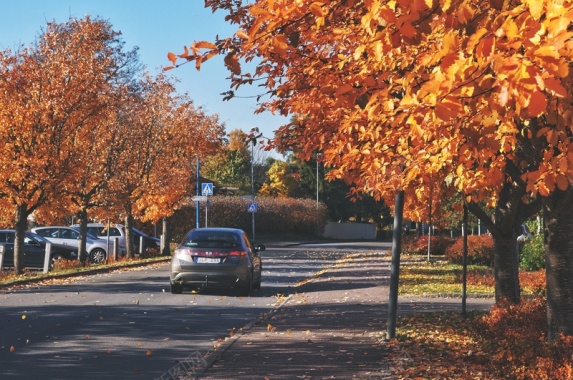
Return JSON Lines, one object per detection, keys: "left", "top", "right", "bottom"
{"left": 0, "top": 1, "right": 289, "bottom": 147}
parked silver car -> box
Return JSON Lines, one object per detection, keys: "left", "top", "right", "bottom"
{"left": 70, "top": 223, "right": 127, "bottom": 256}
{"left": 32, "top": 226, "right": 109, "bottom": 264}
{"left": 70, "top": 223, "right": 160, "bottom": 256}
{"left": 170, "top": 227, "right": 264, "bottom": 295}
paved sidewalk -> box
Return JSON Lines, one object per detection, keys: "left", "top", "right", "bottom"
{"left": 192, "top": 251, "right": 494, "bottom": 379}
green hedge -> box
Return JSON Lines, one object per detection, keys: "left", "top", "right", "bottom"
{"left": 169, "top": 196, "right": 329, "bottom": 242}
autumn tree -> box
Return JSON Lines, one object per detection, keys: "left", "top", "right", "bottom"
{"left": 0, "top": 16, "right": 139, "bottom": 273}
{"left": 170, "top": 0, "right": 573, "bottom": 341}
{"left": 134, "top": 90, "right": 226, "bottom": 255}
{"left": 201, "top": 128, "right": 253, "bottom": 193}
{"left": 259, "top": 160, "right": 299, "bottom": 197}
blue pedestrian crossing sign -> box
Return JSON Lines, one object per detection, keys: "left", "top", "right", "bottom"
{"left": 247, "top": 202, "right": 258, "bottom": 213}
{"left": 201, "top": 183, "right": 213, "bottom": 196}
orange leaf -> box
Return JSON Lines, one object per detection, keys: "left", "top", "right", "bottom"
{"left": 10, "top": 346, "right": 15, "bottom": 352}
{"left": 399, "top": 22, "right": 417, "bottom": 39}
{"left": 435, "top": 97, "right": 463, "bottom": 121}
{"left": 167, "top": 52, "right": 177, "bottom": 65}
{"left": 162, "top": 66, "right": 175, "bottom": 72}
{"left": 309, "top": 2, "right": 325, "bottom": 17}
{"left": 236, "top": 29, "right": 249, "bottom": 39}
{"left": 528, "top": 91, "right": 547, "bottom": 117}
{"left": 476, "top": 36, "right": 494, "bottom": 63}
{"left": 193, "top": 41, "right": 218, "bottom": 50}
{"left": 224, "top": 54, "right": 241, "bottom": 75}
{"left": 146, "top": 349, "right": 152, "bottom": 356}
{"left": 556, "top": 174, "right": 569, "bottom": 191}
{"left": 272, "top": 35, "right": 289, "bottom": 55}
{"left": 544, "top": 78, "right": 567, "bottom": 97}
{"left": 178, "top": 46, "right": 189, "bottom": 59}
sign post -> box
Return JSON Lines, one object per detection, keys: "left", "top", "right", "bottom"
{"left": 248, "top": 201, "right": 258, "bottom": 241}
{"left": 201, "top": 183, "right": 213, "bottom": 228}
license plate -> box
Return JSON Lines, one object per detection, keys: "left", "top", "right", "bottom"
{"left": 196, "top": 257, "right": 220, "bottom": 264}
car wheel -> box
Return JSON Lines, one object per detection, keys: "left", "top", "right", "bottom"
{"left": 239, "top": 273, "right": 253, "bottom": 297}
{"left": 89, "top": 248, "right": 107, "bottom": 264}
{"left": 50, "top": 254, "right": 65, "bottom": 269}
{"left": 170, "top": 282, "right": 183, "bottom": 294}
{"left": 253, "top": 259, "right": 262, "bottom": 290}
{"left": 253, "top": 276, "right": 262, "bottom": 290}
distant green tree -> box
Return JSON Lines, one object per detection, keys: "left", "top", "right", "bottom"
{"left": 201, "top": 129, "right": 251, "bottom": 193}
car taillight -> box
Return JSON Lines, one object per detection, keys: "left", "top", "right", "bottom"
{"left": 229, "top": 250, "right": 246, "bottom": 256}
{"left": 175, "top": 248, "right": 192, "bottom": 257}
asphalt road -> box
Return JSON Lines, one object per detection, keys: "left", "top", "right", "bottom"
{"left": 0, "top": 243, "right": 389, "bottom": 379}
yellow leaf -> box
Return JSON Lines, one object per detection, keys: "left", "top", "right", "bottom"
{"left": 525, "top": 0, "right": 543, "bottom": 20}
{"left": 21, "top": 315, "right": 26, "bottom": 320}
{"left": 534, "top": 46, "right": 560, "bottom": 60}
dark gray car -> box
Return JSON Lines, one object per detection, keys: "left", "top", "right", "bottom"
{"left": 0, "top": 230, "right": 78, "bottom": 270}
{"left": 170, "top": 227, "right": 264, "bottom": 295}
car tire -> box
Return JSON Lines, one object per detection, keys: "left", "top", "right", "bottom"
{"left": 253, "top": 277, "right": 261, "bottom": 290}
{"left": 89, "top": 248, "right": 107, "bottom": 264}
{"left": 239, "top": 273, "right": 253, "bottom": 297}
{"left": 253, "top": 258, "right": 262, "bottom": 290}
{"left": 50, "top": 254, "right": 65, "bottom": 269}
{"left": 170, "top": 282, "right": 183, "bottom": 294}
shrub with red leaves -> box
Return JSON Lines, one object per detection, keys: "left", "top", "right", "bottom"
{"left": 445, "top": 234, "right": 494, "bottom": 266}
{"left": 476, "top": 297, "right": 573, "bottom": 379}
{"left": 402, "top": 234, "right": 455, "bottom": 256}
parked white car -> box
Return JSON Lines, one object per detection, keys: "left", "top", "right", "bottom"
{"left": 70, "top": 222, "right": 160, "bottom": 256}
{"left": 70, "top": 222, "right": 128, "bottom": 256}
{"left": 31, "top": 226, "right": 110, "bottom": 264}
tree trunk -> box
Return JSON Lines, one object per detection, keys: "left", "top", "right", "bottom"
{"left": 125, "top": 214, "right": 134, "bottom": 259}
{"left": 493, "top": 231, "right": 521, "bottom": 303}
{"left": 77, "top": 209, "right": 88, "bottom": 264}
{"left": 467, "top": 195, "right": 529, "bottom": 304}
{"left": 543, "top": 187, "right": 573, "bottom": 342}
{"left": 13, "top": 204, "right": 28, "bottom": 275}
{"left": 161, "top": 217, "right": 171, "bottom": 256}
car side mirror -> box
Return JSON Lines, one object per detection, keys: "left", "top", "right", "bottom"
{"left": 255, "top": 244, "right": 266, "bottom": 252}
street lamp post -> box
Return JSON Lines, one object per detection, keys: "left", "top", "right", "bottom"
{"left": 251, "top": 138, "right": 255, "bottom": 241}
{"left": 196, "top": 157, "right": 200, "bottom": 228}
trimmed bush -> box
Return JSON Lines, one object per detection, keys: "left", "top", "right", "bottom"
{"left": 169, "top": 196, "right": 329, "bottom": 242}
{"left": 445, "top": 234, "right": 494, "bottom": 266}
{"left": 402, "top": 234, "right": 455, "bottom": 256}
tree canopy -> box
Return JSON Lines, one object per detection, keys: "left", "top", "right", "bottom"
{"left": 0, "top": 16, "right": 225, "bottom": 271}
{"left": 169, "top": 0, "right": 573, "bottom": 342}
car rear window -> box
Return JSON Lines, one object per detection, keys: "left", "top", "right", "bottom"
{"left": 182, "top": 232, "right": 240, "bottom": 249}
